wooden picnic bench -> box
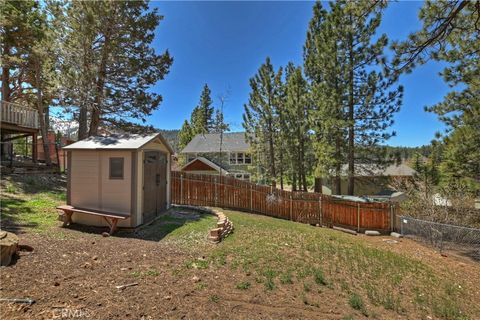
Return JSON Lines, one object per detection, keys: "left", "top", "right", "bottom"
{"left": 56, "top": 205, "right": 129, "bottom": 235}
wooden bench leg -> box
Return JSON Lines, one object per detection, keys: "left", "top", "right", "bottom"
{"left": 102, "top": 217, "right": 119, "bottom": 235}
{"left": 109, "top": 218, "right": 118, "bottom": 235}
{"left": 62, "top": 210, "right": 73, "bottom": 227}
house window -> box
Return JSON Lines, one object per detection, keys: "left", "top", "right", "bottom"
{"left": 230, "top": 152, "right": 252, "bottom": 165}
{"left": 109, "top": 157, "right": 124, "bottom": 179}
{"left": 187, "top": 153, "right": 196, "bottom": 162}
{"left": 244, "top": 153, "right": 252, "bottom": 164}
{"left": 234, "top": 173, "right": 250, "bottom": 181}
{"left": 230, "top": 153, "right": 237, "bottom": 164}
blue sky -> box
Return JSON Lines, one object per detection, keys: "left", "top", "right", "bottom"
{"left": 149, "top": 1, "right": 449, "bottom": 147}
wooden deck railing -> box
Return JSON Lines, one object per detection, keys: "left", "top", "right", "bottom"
{"left": 171, "top": 171, "right": 397, "bottom": 232}
{"left": 1, "top": 101, "right": 40, "bottom": 129}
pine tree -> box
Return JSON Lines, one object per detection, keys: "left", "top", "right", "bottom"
{"left": 190, "top": 84, "right": 215, "bottom": 135}
{"left": 393, "top": 1, "right": 479, "bottom": 193}
{"left": 212, "top": 109, "right": 230, "bottom": 134}
{"left": 178, "top": 120, "right": 193, "bottom": 151}
{"left": 243, "top": 57, "right": 283, "bottom": 187}
{"left": 1, "top": 0, "right": 43, "bottom": 102}
{"left": 304, "top": 1, "right": 402, "bottom": 195}
{"left": 304, "top": 2, "right": 346, "bottom": 194}
{"left": 55, "top": 1, "right": 173, "bottom": 138}
{"left": 280, "top": 62, "right": 311, "bottom": 191}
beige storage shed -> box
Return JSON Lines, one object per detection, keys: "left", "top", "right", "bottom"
{"left": 61, "top": 133, "right": 174, "bottom": 230}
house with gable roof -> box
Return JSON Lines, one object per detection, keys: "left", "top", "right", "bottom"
{"left": 179, "top": 132, "right": 253, "bottom": 180}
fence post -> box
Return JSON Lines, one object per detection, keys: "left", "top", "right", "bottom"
{"left": 214, "top": 176, "right": 217, "bottom": 207}
{"left": 319, "top": 196, "right": 322, "bottom": 226}
{"left": 289, "top": 194, "right": 293, "bottom": 221}
{"left": 250, "top": 183, "right": 253, "bottom": 212}
{"left": 180, "top": 173, "right": 183, "bottom": 205}
{"left": 357, "top": 203, "right": 360, "bottom": 232}
{"left": 390, "top": 204, "right": 393, "bottom": 232}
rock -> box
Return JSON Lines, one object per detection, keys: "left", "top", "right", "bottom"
{"left": 333, "top": 226, "right": 357, "bottom": 235}
{"left": 54, "top": 281, "right": 60, "bottom": 287}
{"left": 365, "top": 230, "right": 381, "bottom": 236}
{"left": 390, "top": 232, "right": 403, "bottom": 238}
{"left": 0, "top": 231, "right": 19, "bottom": 266}
{"left": 382, "top": 239, "right": 398, "bottom": 244}
{"left": 192, "top": 276, "right": 200, "bottom": 283}
{"left": 101, "top": 232, "right": 110, "bottom": 237}
{"left": 163, "top": 295, "right": 172, "bottom": 300}
{"left": 92, "top": 256, "right": 98, "bottom": 261}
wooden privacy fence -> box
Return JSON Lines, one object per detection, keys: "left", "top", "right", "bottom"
{"left": 171, "top": 171, "right": 396, "bottom": 232}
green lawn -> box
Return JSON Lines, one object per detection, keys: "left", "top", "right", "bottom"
{"left": 1, "top": 176, "right": 66, "bottom": 233}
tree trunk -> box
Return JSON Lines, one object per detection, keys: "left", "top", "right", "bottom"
{"left": 347, "top": 28, "right": 355, "bottom": 196}
{"left": 88, "top": 20, "right": 112, "bottom": 136}
{"left": 268, "top": 122, "right": 276, "bottom": 188}
{"left": 335, "top": 134, "right": 342, "bottom": 195}
{"left": 292, "top": 171, "right": 297, "bottom": 191}
{"left": 34, "top": 59, "right": 51, "bottom": 166}
{"left": 1, "top": 45, "right": 11, "bottom": 102}
{"left": 45, "top": 106, "right": 49, "bottom": 132}
{"left": 301, "top": 140, "right": 308, "bottom": 192}
{"left": 78, "top": 107, "right": 88, "bottom": 140}
{"left": 279, "top": 151, "right": 284, "bottom": 190}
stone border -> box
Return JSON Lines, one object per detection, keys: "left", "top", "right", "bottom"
{"left": 171, "top": 205, "right": 234, "bottom": 243}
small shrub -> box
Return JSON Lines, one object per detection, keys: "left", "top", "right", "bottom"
{"left": 210, "top": 295, "right": 220, "bottom": 303}
{"left": 280, "top": 272, "right": 293, "bottom": 284}
{"left": 342, "top": 316, "right": 354, "bottom": 320}
{"left": 313, "top": 269, "right": 327, "bottom": 286}
{"left": 131, "top": 269, "right": 159, "bottom": 277}
{"left": 130, "top": 271, "right": 141, "bottom": 278}
{"left": 144, "top": 269, "right": 160, "bottom": 277}
{"left": 349, "top": 293, "right": 364, "bottom": 311}
{"left": 196, "top": 283, "right": 207, "bottom": 290}
{"left": 236, "top": 281, "right": 251, "bottom": 290}
{"left": 262, "top": 269, "right": 276, "bottom": 290}
{"left": 264, "top": 277, "right": 275, "bottom": 290}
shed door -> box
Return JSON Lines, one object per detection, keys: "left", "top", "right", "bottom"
{"left": 143, "top": 151, "right": 167, "bottom": 223}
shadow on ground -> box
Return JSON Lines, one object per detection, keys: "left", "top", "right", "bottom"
{"left": 63, "top": 208, "right": 215, "bottom": 242}
{"left": 0, "top": 196, "right": 38, "bottom": 234}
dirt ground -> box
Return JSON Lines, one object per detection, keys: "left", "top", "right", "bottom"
{"left": 1, "top": 225, "right": 352, "bottom": 320}
{"left": 1, "top": 209, "right": 479, "bottom": 319}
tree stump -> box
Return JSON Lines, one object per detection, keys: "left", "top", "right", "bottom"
{"left": 0, "top": 231, "right": 19, "bottom": 266}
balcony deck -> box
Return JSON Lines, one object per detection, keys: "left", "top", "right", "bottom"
{"left": 1, "top": 101, "right": 40, "bottom": 134}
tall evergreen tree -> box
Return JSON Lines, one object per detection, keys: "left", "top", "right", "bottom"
{"left": 279, "top": 62, "right": 311, "bottom": 191}
{"left": 393, "top": 1, "right": 479, "bottom": 193}
{"left": 212, "top": 109, "right": 230, "bottom": 134}
{"left": 178, "top": 120, "right": 193, "bottom": 151}
{"left": 304, "top": 1, "right": 402, "bottom": 195}
{"left": 56, "top": 1, "right": 173, "bottom": 138}
{"left": 243, "top": 57, "right": 283, "bottom": 187}
{"left": 0, "top": 0, "right": 42, "bottom": 102}
{"left": 190, "top": 84, "right": 215, "bottom": 135}
{"left": 304, "top": 2, "right": 347, "bottom": 194}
